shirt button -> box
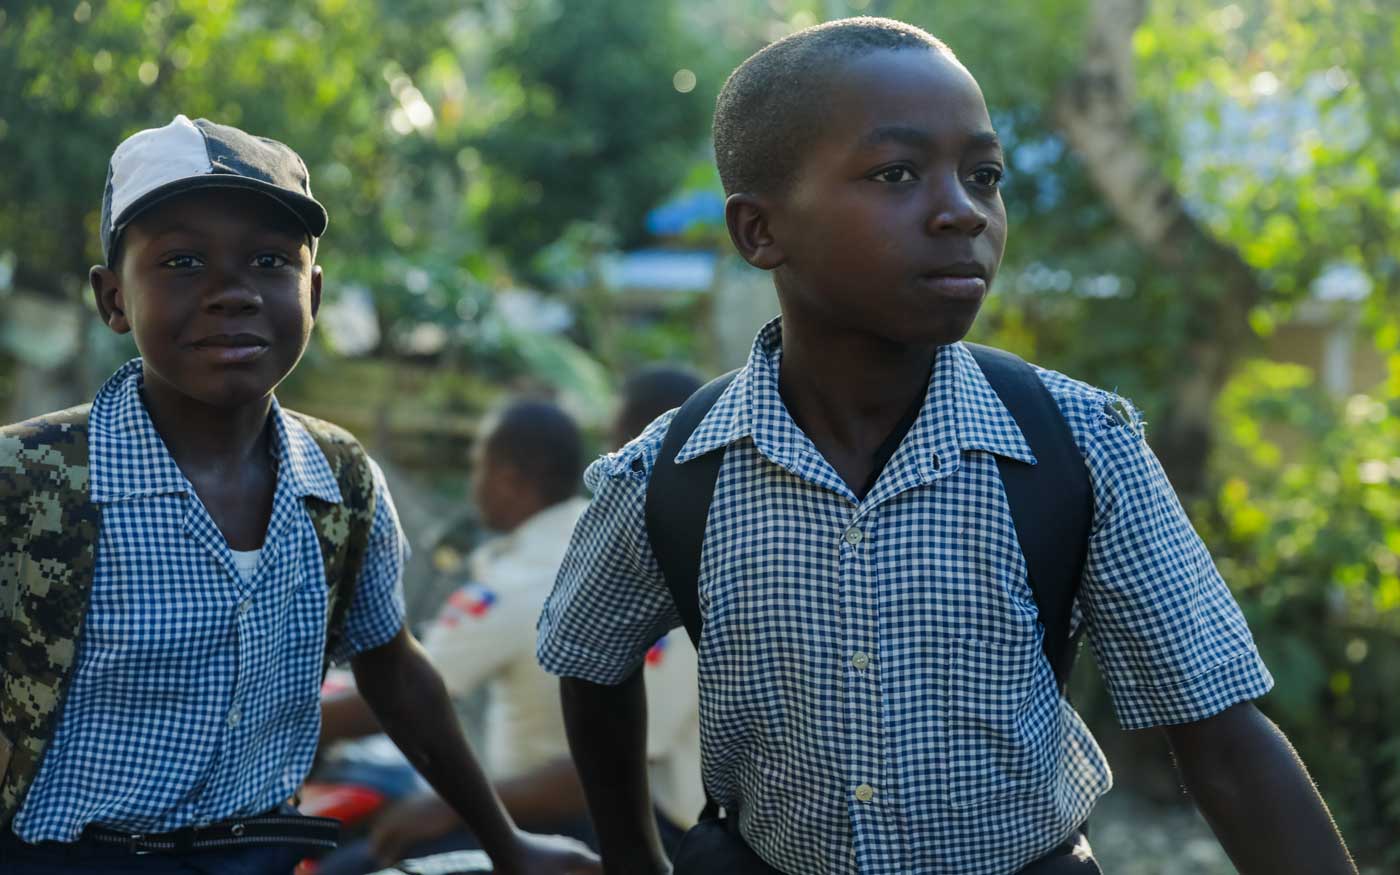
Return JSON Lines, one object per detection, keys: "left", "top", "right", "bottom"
{"left": 227, "top": 706, "right": 241, "bottom": 728}
{"left": 237, "top": 599, "right": 252, "bottom": 616}
{"left": 854, "top": 783, "right": 876, "bottom": 803}
{"left": 844, "top": 526, "right": 864, "bottom": 545}
{"left": 851, "top": 651, "right": 871, "bottom": 671}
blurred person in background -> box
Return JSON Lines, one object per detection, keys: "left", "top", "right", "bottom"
{"left": 314, "top": 398, "right": 591, "bottom": 874}
{"left": 611, "top": 365, "right": 707, "bottom": 841}
{"left": 314, "top": 376, "right": 705, "bottom": 873}
{"left": 612, "top": 364, "right": 707, "bottom": 453}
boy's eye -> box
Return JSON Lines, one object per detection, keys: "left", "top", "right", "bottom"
{"left": 871, "top": 166, "right": 918, "bottom": 184}
{"left": 969, "top": 166, "right": 1005, "bottom": 189}
{"left": 161, "top": 254, "right": 203, "bottom": 270}
{"left": 252, "top": 253, "right": 291, "bottom": 269}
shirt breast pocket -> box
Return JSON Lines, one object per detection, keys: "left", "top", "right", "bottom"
{"left": 943, "top": 637, "right": 1059, "bottom": 809}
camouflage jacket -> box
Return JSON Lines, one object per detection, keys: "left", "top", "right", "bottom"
{"left": 0, "top": 404, "right": 376, "bottom": 826}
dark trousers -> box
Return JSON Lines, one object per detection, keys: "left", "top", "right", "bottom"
{"left": 1019, "top": 829, "right": 1102, "bottom": 874}
{"left": 0, "top": 827, "right": 306, "bottom": 875}
{"left": 673, "top": 817, "right": 1100, "bottom": 875}
{"left": 314, "top": 807, "right": 687, "bottom": 875}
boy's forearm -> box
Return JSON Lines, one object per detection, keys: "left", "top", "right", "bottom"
{"left": 352, "top": 630, "right": 520, "bottom": 866}
{"left": 1165, "top": 702, "right": 1356, "bottom": 875}
{"left": 561, "top": 670, "right": 670, "bottom": 875}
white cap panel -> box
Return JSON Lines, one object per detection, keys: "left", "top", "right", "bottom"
{"left": 107, "top": 114, "right": 212, "bottom": 230}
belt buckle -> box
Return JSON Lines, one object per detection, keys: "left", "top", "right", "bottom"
{"left": 126, "top": 833, "right": 151, "bottom": 855}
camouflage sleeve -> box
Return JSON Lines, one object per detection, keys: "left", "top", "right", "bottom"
{"left": 329, "top": 457, "right": 407, "bottom": 662}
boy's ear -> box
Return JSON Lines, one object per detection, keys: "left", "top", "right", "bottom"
{"left": 90, "top": 265, "right": 131, "bottom": 334}
{"left": 725, "top": 193, "right": 786, "bottom": 271}
{"left": 309, "top": 264, "right": 323, "bottom": 320}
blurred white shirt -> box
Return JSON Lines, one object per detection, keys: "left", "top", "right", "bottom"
{"left": 423, "top": 497, "right": 590, "bottom": 781}
{"left": 641, "top": 630, "right": 703, "bottom": 828}
{"left": 325, "top": 494, "right": 703, "bottom": 826}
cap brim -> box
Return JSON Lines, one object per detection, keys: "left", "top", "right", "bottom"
{"left": 108, "top": 174, "right": 328, "bottom": 262}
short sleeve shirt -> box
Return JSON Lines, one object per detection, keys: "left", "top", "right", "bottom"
{"left": 14, "top": 359, "right": 408, "bottom": 842}
{"left": 537, "top": 319, "right": 1273, "bottom": 875}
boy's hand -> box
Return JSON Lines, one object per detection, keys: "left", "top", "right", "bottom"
{"left": 494, "top": 830, "right": 601, "bottom": 875}
{"left": 353, "top": 631, "right": 600, "bottom": 874}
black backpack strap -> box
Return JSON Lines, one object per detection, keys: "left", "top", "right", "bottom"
{"left": 644, "top": 370, "right": 738, "bottom": 649}
{"left": 965, "top": 344, "right": 1093, "bottom": 689}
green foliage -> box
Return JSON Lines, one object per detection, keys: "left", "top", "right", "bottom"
{"left": 1199, "top": 355, "right": 1400, "bottom": 861}
{"left": 1136, "top": 0, "right": 1400, "bottom": 308}
{"left": 0, "top": 0, "right": 709, "bottom": 349}
{"left": 471, "top": 0, "right": 714, "bottom": 268}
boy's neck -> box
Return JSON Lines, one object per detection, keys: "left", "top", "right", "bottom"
{"left": 777, "top": 313, "right": 937, "bottom": 459}
{"left": 139, "top": 383, "right": 276, "bottom": 475}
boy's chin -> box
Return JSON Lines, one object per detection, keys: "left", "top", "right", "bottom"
{"left": 148, "top": 370, "right": 284, "bottom": 413}
{"left": 877, "top": 312, "right": 981, "bottom": 349}
{"left": 186, "top": 384, "right": 280, "bottom": 412}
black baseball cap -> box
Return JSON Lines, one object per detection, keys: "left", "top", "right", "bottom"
{"left": 100, "top": 114, "right": 328, "bottom": 264}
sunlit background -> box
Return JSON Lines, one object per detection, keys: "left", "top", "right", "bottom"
{"left": 2, "top": 1, "right": 1397, "bottom": 870}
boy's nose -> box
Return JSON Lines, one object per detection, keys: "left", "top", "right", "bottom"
{"left": 204, "top": 275, "right": 262, "bottom": 314}
{"left": 927, "top": 182, "right": 988, "bottom": 236}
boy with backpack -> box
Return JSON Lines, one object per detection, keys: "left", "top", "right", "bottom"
{"left": 0, "top": 115, "right": 597, "bottom": 875}
{"left": 536, "top": 18, "right": 1356, "bottom": 875}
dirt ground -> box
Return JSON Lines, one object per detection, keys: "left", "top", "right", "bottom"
{"left": 1090, "top": 791, "right": 1382, "bottom": 875}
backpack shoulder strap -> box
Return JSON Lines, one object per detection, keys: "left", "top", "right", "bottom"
{"left": 643, "top": 371, "right": 738, "bottom": 649}
{"left": 285, "top": 410, "right": 378, "bottom": 670}
{"left": 0, "top": 404, "right": 100, "bottom": 825}
{"left": 965, "top": 344, "right": 1093, "bottom": 689}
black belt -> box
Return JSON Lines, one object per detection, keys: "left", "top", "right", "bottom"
{"left": 81, "top": 811, "right": 340, "bottom": 855}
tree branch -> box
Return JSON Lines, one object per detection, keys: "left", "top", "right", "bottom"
{"left": 1051, "top": 0, "right": 1265, "bottom": 496}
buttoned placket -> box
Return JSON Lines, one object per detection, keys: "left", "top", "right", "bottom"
{"left": 188, "top": 451, "right": 297, "bottom": 821}
{"left": 844, "top": 440, "right": 956, "bottom": 873}
{"left": 838, "top": 493, "right": 901, "bottom": 869}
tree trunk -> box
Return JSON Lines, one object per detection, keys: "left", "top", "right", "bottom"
{"left": 1052, "top": 0, "right": 1264, "bottom": 499}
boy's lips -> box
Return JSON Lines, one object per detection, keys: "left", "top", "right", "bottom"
{"left": 917, "top": 273, "right": 987, "bottom": 299}
{"left": 190, "top": 333, "right": 270, "bottom": 363}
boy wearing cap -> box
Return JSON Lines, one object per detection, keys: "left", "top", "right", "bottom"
{"left": 538, "top": 18, "right": 1356, "bottom": 875}
{"left": 0, "top": 116, "right": 598, "bottom": 875}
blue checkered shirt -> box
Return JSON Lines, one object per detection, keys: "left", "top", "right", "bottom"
{"left": 13, "top": 359, "right": 407, "bottom": 843}
{"left": 538, "top": 319, "right": 1273, "bottom": 874}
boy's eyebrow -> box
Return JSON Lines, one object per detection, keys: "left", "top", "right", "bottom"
{"left": 859, "top": 124, "right": 934, "bottom": 149}
{"left": 968, "top": 130, "right": 1004, "bottom": 152}
{"left": 858, "top": 125, "right": 1004, "bottom": 153}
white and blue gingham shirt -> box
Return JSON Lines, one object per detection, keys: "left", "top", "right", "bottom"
{"left": 14, "top": 359, "right": 407, "bottom": 843}
{"left": 538, "top": 320, "right": 1273, "bottom": 874}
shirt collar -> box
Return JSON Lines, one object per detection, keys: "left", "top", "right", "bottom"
{"left": 88, "top": 358, "right": 342, "bottom": 504}
{"left": 275, "top": 405, "right": 344, "bottom": 504}
{"left": 674, "top": 319, "right": 1035, "bottom": 473}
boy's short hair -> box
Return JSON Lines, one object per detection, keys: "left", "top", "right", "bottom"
{"left": 713, "top": 16, "right": 954, "bottom": 197}
{"left": 482, "top": 398, "right": 584, "bottom": 505}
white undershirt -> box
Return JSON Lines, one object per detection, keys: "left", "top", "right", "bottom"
{"left": 230, "top": 548, "right": 261, "bottom": 583}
